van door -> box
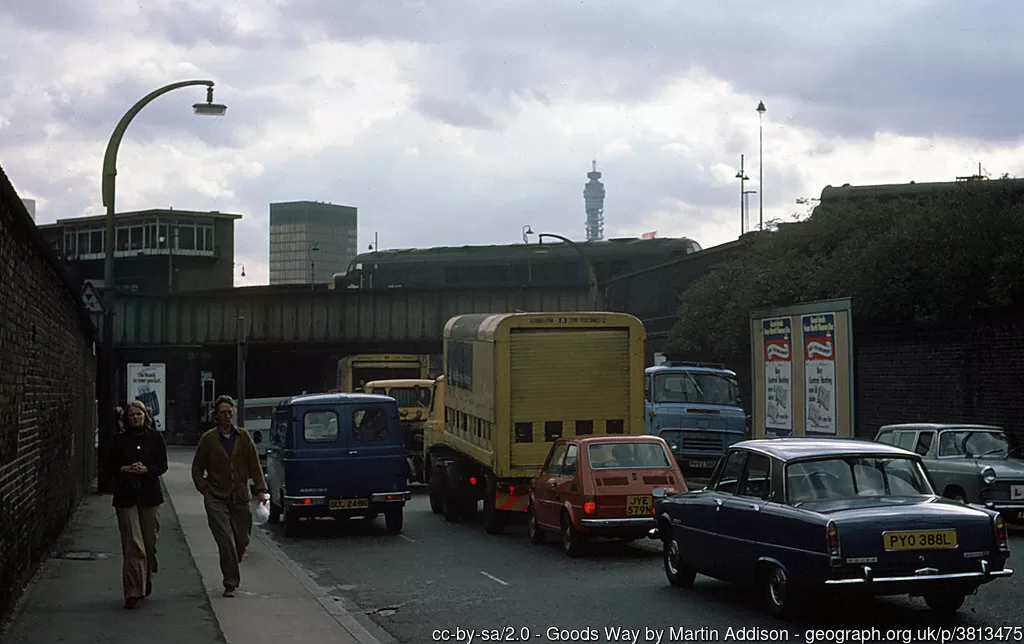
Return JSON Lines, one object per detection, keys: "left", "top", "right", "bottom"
{"left": 267, "top": 409, "right": 290, "bottom": 505}
{"left": 337, "top": 403, "right": 407, "bottom": 498}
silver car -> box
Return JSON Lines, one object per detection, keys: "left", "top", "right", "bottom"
{"left": 874, "top": 423, "right": 1024, "bottom": 523}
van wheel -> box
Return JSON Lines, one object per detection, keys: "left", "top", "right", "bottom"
{"left": 385, "top": 508, "right": 404, "bottom": 534}
{"left": 268, "top": 496, "right": 281, "bottom": 525}
{"left": 561, "top": 511, "right": 585, "bottom": 557}
{"left": 283, "top": 510, "right": 301, "bottom": 538}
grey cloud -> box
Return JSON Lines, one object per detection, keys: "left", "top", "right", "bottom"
{"left": 281, "top": 0, "right": 1024, "bottom": 142}
{"left": 142, "top": 1, "right": 309, "bottom": 48}
{"left": 0, "top": 0, "right": 100, "bottom": 31}
{"left": 412, "top": 95, "right": 498, "bottom": 130}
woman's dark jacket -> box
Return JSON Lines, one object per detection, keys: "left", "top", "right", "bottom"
{"left": 107, "top": 428, "right": 169, "bottom": 508}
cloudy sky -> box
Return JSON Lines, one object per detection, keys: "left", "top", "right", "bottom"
{"left": 3, "top": 0, "right": 1023, "bottom": 285}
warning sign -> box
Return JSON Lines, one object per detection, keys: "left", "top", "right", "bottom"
{"left": 81, "top": 281, "right": 105, "bottom": 314}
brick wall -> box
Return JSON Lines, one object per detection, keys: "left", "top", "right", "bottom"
{"left": 0, "top": 164, "right": 97, "bottom": 621}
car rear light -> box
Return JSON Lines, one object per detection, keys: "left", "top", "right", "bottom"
{"left": 583, "top": 496, "right": 596, "bottom": 515}
{"left": 302, "top": 498, "right": 312, "bottom": 505}
{"left": 468, "top": 476, "right": 478, "bottom": 486}
{"left": 826, "top": 520, "right": 841, "bottom": 567}
{"left": 995, "top": 515, "right": 1011, "bottom": 558}
{"left": 508, "top": 486, "right": 516, "bottom": 495}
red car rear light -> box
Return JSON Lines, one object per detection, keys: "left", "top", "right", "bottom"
{"left": 468, "top": 476, "right": 478, "bottom": 486}
{"left": 583, "top": 496, "right": 596, "bottom": 515}
{"left": 826, "top": 520, "right": 842, "bottom": 567}
{"left": 995, "top": 515, "right": 1011, "bottom": 558}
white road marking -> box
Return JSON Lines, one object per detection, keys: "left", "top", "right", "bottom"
{"left": 399, "top": 534, "right": 416, "bottom": 543}
{"left": 479, "top": 570, "right": 509, "bottom": 586}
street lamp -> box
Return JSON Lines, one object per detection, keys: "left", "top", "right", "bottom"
{"left": 308, "top": 243, "right": 320, "bottom": 288}
{"left": 522, "top": 224, "right": 533, "bottom": 244}
{"left": 735, "top": 155, "right": 749, "bottom": 236}
{"left": 756, "top": 100, "right": 766, "bottom": 231}
{"left": 525, "top": 230, "right": 601, "bottom": 310}
{"left": 98, "top": 79, "right": 227, "bottom": 493}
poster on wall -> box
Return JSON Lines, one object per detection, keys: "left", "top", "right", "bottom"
{"left": 762, "top": 317, "right": 793, "bottom": 436}
{"left": 802, "top": 313, "right": 837, "bottom": 435}
{"left": 127, "top": 363, "right": 166, "bottom": 432}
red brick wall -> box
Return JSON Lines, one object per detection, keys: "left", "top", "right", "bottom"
{"left": 0, "top": 165, "right": 97, "bottom": 620}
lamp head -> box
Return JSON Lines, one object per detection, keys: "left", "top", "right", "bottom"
{"left": 756, "top": 100, "right": 766, "bottom": 114}
{"left": 193, "top": 85, "right": 227, "bottom": 116}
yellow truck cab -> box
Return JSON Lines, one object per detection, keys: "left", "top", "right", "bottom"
{"left": 363, "top": 379, "right": 434, "bottom": 482}
{"left": 425, "top": 311, "right": 647, "bottom": 534}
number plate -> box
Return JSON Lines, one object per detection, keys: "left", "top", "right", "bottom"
{"left": 688, "top": 459, "right": 717, "bottom": 469}
{"left": 329, "top": 498, "right": 369, "bottom": 510}
{"left": 882, "top": 529, "right": 958, "bottom": 551}
{"left": 626, "top": 495, "right": 653, "bottom": 516}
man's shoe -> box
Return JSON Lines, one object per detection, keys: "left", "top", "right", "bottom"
{"left": 145, "top": 578, "right": 153, "bottom": 597}
{"left": 124, "top": 597, "right": 140, "bottom": 609}
{"left": 223, "top": 586, "right": 236, "bottom": 598}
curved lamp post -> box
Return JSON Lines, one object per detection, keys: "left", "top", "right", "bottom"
{"left": 98, "top": 79, "right": 226, "bottom": 493}
{"left": 523, "top": 228, "right": 602, "bottom": 310}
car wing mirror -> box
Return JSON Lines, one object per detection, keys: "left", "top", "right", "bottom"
{"left": 653, "top": 487, "right": 678, "bottom": 499}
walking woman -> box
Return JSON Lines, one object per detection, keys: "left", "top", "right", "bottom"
{"left": 107, "top": 400, "right": 168, "bottom": 609}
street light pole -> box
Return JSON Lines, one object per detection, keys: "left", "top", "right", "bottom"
{"left": 756, "top": 100, "right": 766, "bottom": 231}
{"left": 744, "top": 190, "right": 757, "bottom": 233}
{"left": 97, "top": 79, "right": 226, "bottom": 493}
{"left": 533, "top": 232, "right": 601, "bottom": 310}
{"left": 308, "top": 242, "right": 320, "bottom": 289}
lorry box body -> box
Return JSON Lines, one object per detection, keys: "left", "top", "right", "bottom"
{"left": 336, "top": 354, "right": 429, "bottom": 393}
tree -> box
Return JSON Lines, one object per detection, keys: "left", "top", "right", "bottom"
{"left": 667, "top": 178, "right": 1024, "bottom": 356}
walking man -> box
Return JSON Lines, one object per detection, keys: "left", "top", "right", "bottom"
{"left": 191, "top": 395, "right": 268, "bottom": 597}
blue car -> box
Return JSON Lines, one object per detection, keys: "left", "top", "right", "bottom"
{"left": 649, "top": 438, "right": 1013, "bottom": 617}
{"left": 265, "top": 393, "right": 411, "bottom": 537}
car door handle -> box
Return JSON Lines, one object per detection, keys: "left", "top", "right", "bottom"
{"left": 547, "top": 480, "right": 557, "bottom": 487}
{"left": 348, "top": 450, "right": 358, "bottom": 455}
{"left": 714, "top": 499, "right": 723, "bottom": 511}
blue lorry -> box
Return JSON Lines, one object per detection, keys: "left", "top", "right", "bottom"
{"left": 644, "top": 362, "right": 748, "bottom": 475}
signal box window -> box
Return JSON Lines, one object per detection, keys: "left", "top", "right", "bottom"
{"left": 545, "top": 421, "right": 562, "bottom": 442}
{"left": 353, "top": 408, "right": 389, "bottom": 443}
{"left": 304, "top": 411, "right": 339, "bottom": 443}
{"left": 514, "top": 422, "right": 533, "bottom": 443}
{"left": 606, "top": 419, "right": 624, "bottom": 434}
{"left": 575, "top": 420, "right": 593, "bottom": 436}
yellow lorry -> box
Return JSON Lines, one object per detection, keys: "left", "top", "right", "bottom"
{"left": 362, "top": 378, "right": 434, "bottom": 482}
{"left": 424, "top": 311, "right": 647, "bottom": 534}
{"left": 335, "top": 354, "right": 429, "bottom": 393}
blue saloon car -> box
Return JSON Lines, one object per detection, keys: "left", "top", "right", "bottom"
{"left": 650, "top": 438, "right": 1013, "bottom": 617}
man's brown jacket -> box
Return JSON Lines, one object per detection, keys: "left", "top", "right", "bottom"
{"left": 191, "top": 425, "right": 268, "bottom": 504}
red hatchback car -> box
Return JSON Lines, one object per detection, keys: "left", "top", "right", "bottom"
{"left": 529, "top": 435, "right": 687, "bottom": 556}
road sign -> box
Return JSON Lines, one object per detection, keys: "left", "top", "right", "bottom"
{"left": 81, "top": 281, "right": 105, "bottom": 314}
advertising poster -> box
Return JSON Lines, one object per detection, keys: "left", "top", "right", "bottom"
{"left": 802, "top": 313, "right": 837, "bottom": 435}
{"left": 127, "top": 363, "right": 166, "bottom": 432}
{"left": 762, "top": 317, "right": 793, "bottom": 436}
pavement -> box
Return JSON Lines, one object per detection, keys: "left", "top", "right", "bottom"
{"left": 0, "top": 447, "right": 386, "bottom": 644}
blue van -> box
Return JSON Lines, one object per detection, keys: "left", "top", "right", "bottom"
{"left": 644, "top": 363, "right": 748, "bottom": 475}
{"left": 265, "top": 393, "right": 411, "bottom": 537}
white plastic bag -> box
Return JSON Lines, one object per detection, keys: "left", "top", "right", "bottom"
{"left": 253, "top": 498, "right": 270, "bottom": 525}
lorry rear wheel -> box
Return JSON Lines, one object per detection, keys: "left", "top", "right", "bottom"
{"left": 428, "top": 460, "right": 445, "bottom": 514}
{"left": 482, "top": 487, "right": 507, "bottom": 534}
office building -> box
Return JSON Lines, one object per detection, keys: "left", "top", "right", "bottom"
{"left": 37, "top": 208, "right": 242, "bottom": 294}
{"left": 269, "top": 201, "right": 358, "bottom": 285}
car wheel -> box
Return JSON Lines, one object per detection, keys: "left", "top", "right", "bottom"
{"left": 561, "top": 512, "right": 585, "bottom": 557}
{"left": 924, "top": 590, "right": 966, "bottom": 616}
{"left": 663, "top": 536, "right": 696, "bottom": 588}
{"left": 528, "top": 504, "right": 545, "bottom": 545}
{"left": 763, "top": 564, "right": 794, "bottom": 618}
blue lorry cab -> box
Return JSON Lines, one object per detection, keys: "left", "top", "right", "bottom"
{"left": 264, "top": 393, "right": 411, "bottom": 537}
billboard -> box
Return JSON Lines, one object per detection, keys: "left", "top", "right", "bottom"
{"left": 750, "top": 299, "right": 853, "bottom": 439}
{"left": 127, "top": 363, "right": 167, "bottom": 432}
